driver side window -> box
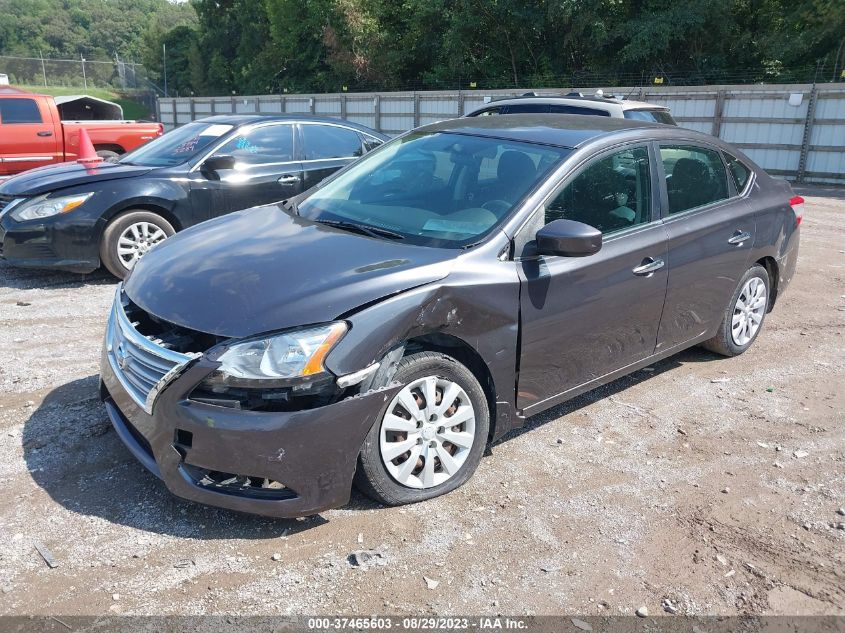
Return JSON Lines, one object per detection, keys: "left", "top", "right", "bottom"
{"left": 546, "top": 146, "right": 652, "bottom": 235}
{"left": 213, "top": 124, "right": 294, "bottom": 165}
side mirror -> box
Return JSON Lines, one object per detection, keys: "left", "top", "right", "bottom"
{"left": 201, "top": 154, "right": 236, "bottom": 177}
{"left": 536, "top": 219, "right": 602, "bottom": 257}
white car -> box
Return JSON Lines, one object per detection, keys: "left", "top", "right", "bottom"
{"left": 465, "top": 91, "right": 677, "bottom": 125}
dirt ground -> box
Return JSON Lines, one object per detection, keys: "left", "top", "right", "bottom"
{"left": 0, "top": 186, "right": 843, "bottom": 618}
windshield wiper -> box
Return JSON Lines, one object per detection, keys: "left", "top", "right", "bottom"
{"left": 314, "top": 219, "right": 405, "bottom": 240}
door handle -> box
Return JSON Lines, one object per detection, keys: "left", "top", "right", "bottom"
{"left": 632, "top": 257, "right": 665, "bottom": 276}
{"left": 37, "top": 131, "right": 53, "bottom": 137}
{"left": 278, "top": 174, "right": 301, "bottom": 184}
{"left": 728, "top": 230, "right": 751, "bottom": 245}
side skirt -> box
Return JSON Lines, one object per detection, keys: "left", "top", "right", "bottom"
{"left": 517, "top": 330, "right": 716, "bottom": 419}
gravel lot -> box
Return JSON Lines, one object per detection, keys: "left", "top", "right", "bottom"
{"left": 0, "top": 186, "right": 843, "bottom": 618}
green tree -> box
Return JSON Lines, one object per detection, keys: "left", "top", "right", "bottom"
{"left": 142, "top": 25, "right": 203, "bottom": 96}
{"left": 3, "top": 0, "right": 844, "bottom": 94}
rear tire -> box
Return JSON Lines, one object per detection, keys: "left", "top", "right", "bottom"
{"left": 95, "top": 150, "right": 121, "bottom": 163}
{"left": 100, "top": 210, "right": 175, "bottom": 280}
{"left": 702, "top": 264, "right": 770, "bottom": 357}
{"left": 354, "top": 352, "right": 490, "bottom": 506}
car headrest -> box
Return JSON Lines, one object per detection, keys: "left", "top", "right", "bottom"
{"left": 672, "top": 158, "right": 711, "bottom": 187}
{"left": 497, "top": 151, "right": 536, "bottom": 183}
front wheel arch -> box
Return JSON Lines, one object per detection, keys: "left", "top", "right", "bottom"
{"left": 103, "top": 203, "right": 182, "bottom": 233}
{"left": 365, "top": 333, "right": 498, "bottom": 442}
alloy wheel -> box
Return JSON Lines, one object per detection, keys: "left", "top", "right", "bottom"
{"left": 117, "top": 221, "right": 168, "bottom": 269}
{"left": 379, "top": 375, "right": 476, "bottom": 489}
{"left": 731, "top": 276, "right": 767, "bottom": 346}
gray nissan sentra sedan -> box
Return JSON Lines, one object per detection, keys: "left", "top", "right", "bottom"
{"left": 99, "top": 115, "right": 801, "bottom": 517}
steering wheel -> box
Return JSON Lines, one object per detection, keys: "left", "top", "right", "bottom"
{"left": 481, "top": 199, "right": 512, "bottom": 214}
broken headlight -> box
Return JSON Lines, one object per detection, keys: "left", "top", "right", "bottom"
{"left": 191, "top": 322, "right": 348, "bottom": 410}
{"left": 206, "top": 322, "right": 347, "bottom": 387}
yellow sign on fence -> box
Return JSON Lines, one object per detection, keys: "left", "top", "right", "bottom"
{"left": 654, "top": 76, "right": 664, "bottom": 85}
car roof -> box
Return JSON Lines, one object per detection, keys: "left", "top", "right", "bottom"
{"left": 480, "top": 95, "right": 670, "bottom": 111}
{"left": 419, "top": 113, "right": 671, "bottom": 149}
{"left": 193, "top": 114, "right": 388, "bottom": 138}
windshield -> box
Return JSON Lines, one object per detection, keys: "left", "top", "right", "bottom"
{"left": 624, "top": 109, "right": 677, "bottom": 125}
{"left": 297, "top": 132, "right": 568, "bottom": 247}
{"left": 120, "top": 122, "right": 234, "bottom": 167}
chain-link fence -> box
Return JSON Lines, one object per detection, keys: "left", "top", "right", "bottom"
{"left": 308, "top": 65, "right": 845, "bottom": 94}
{"left": 0, "top": 54, "right": 160, "bottom": 94}
{"left": 0, "top": 54, "right": 162, "bottom": 120}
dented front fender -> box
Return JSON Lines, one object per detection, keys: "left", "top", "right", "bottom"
{"left": 326, "top": 246, "right": 522, "bottom": 440}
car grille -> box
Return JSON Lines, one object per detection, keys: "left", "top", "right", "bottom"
{"left": 106, "top": 285, "right": 200, "bottom": 414}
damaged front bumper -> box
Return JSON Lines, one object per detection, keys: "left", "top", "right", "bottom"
{"left": 99, "top": 315, "right": 401, "bottom": 518}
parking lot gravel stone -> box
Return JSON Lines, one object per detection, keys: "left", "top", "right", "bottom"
{"left": 0, "top": 187, "right": 842, "bottom": 616}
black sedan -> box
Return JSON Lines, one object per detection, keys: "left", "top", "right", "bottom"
{"left": 0, "top": 115, "right": 387, "bottom": 278}
{"left": 100, "top": 114, "right": 801, "bottom": 517}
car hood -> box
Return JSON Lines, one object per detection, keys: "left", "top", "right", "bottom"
{"left": 0, "top": 161, "right": 154, "bottom": 196}
{"left": 124, "top": 204, "right": 456, "bottom": 339}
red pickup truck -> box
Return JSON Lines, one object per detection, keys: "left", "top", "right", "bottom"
{"left": 0, "top": 87, "right": 164, "bottom": 178}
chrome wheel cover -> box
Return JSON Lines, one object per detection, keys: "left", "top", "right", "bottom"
{"left": 731, "top": 276, "right": 767, "bottom": 346}
{"left": 379, "top": 375, "right": 476, "bottom": 489}
{"left": 117, "top": 221, "right": 168, "bottom": 269}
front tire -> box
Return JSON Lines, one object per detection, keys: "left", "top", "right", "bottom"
{"left": 100, "top": 210, "right": 175, "bottom": 280}
{"left": 355, "top": 352, "right": 490, "bottom": 506}
{"left": 702, "top": 264, "right": 770, "bottom": 357}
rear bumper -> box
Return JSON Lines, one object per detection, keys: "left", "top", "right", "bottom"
{"left": 99, "top": 343, "right": 400, "bottom": 518}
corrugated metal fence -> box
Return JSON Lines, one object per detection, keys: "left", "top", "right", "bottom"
{"left": 158, "top": 83, "right": 845, "bottom": 184}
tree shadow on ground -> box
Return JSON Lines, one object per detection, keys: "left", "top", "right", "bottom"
{"left": 23, "top": 375, "right": 324, "bottom": 539}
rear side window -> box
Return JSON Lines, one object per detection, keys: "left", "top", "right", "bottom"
{"left": 301, "top": 124, "right": 363, "bottom": 160}
{"left": 469, "top": 106, "right": 503, "bottom": 116}
{"left": 625, "top": 109, "right": 676, "bottom": 125}
{"left": 724, "top": 152, "right": 752, "bottom": 192}
{"left": 548, "top": 104, "right": 611, "bottom": 116}
{"left": 0, "top": 98, "right": 43, "bottom": 124}
{"left": 660, "top": 145, "right": 729, "bottom": 215}
{"left": 502, "top": 103, "right": 550, "bottom": 114}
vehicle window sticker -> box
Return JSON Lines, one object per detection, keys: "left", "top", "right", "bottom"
{"left": 173, "top": 137, "right": 200, "bottom": 154}
{"left": 235, "top": 136, "right": 260, "bottom": 154}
